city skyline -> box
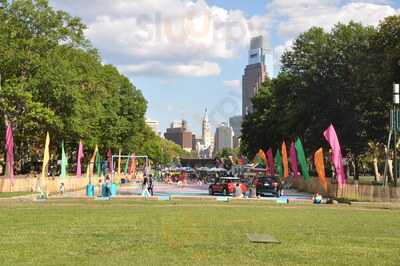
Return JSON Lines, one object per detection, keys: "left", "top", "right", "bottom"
{"left": 49, "top": 0, "right": 400, "bottom": 136}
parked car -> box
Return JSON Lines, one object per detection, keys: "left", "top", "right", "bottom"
{"left": 208, "top": 177, "right": 248, "bottom": 196}
{"left": 254, "top": 176, "right": 282, "bottom": 197}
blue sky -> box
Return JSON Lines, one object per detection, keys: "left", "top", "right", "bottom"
{"left": 49, "top": 0, "right": 400, "bottom": 136}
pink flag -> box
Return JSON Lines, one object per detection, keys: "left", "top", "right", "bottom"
{"left": 107, "top": 149, "right": 113, "bottom": 174}
{"left": 323, "top": 124, "right": 346, "bottom": 186}
{"left": 76, "top": 141, "right": 84, "bottom": 178}
{"left": 266, "top": 148, "right": 275, "bottom": 176}
{"left": 290, "top": 142, "right": 299, "bottom": 178}
{"left": 5, "top": 125, "right": 14, "bottom": 183}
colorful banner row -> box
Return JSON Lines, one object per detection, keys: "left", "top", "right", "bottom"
{"left": 253, "top": 124, "right": 346, "bottom": 189}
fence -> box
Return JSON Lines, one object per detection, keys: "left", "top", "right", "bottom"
{"left": 0, "top": 175, "right": 90, "bottom": 194}
{"left": 292, "top": 177, "right": 400, "bottom": 202}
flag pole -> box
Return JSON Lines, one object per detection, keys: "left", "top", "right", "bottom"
{"left": 393, "top": 84, "right": 399, "bottom": 187}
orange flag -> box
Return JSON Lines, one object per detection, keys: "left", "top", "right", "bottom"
{"left": 282, "top": 142, "right": 289, "bottom": 179}
{"left": 314, "top": 148, "right": 328, "bottom": 191}
{"left": 129, "top": 153, "right": 136, "bottom": 176}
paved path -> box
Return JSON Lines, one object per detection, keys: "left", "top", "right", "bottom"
{"left": 119, "top": 182, "right": 209, "bottom": 196}
{"left": 118, "top": 182, "right": 312, "bottom": 201}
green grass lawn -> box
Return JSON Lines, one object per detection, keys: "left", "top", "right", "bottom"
{"left": 0, "top": 192, "right": 35, "bottom": 198}
{"left": 0, "top": 199, "right": 399, "bottom": 266}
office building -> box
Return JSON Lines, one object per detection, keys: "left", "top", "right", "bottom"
{"left": 145, "top": 119, "right": 160, "bottom": 135}
{"left": 242, "top": 35, "right": 268, "bottom": 117}
{"left": 229, "top": 115, "right": 242, "bottom": 148}
{"left": 164, "top": 120, "right": 193, "bottom": 152}
{"left": 214, "top": 123, "right": 234, "bottom": 153}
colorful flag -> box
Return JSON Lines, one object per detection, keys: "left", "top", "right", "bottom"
{"left": 254, "top": 149, "right": 267, "bottom": 174}
{"left": 266, "top": 148, "right": 275, "bottom": 176}
{"left": 124, "top": 156, "right": 130, "bottom": 174}
{"left": 129, "top": 153, "right": 136, "bottom": 175}
{"left": 76, "top": 140, "right": 84, "bottom": 178}
{"left": 60, "top": 141, "right": 68, "bottom": 178}
{"left": 89, "top": 145, "right": 98, "bottom": 178}
{"left": 282, "top": 142, "right": 289, "bottom": 179}
{"left": 96, "top": 152, "right": 102, "bottom": 177}
{"left": 5, "top": 124, "right": 14, "bottom": 182}
{"left": 254, "top": 149, "right": 267, "bottom": 169}
{"left": 117, "top": 149, "right": 121, "bottom": 175}
{"left": 323, "top": 124, "right": 346, "bottom": 187}
{"left": 295, "top": 138, "right": 310, "bottom": 180}
{"left": 314, "top": 148, "right": 328, "bottom": 191}
{"left": 290, "top": 142, "right": 299, "bottom": 178}
{"left": 275, "top": 149, "right": 283, "bottom": 177}
{"left": 86, "top": 164, "right": 90, "bottom": 178}
{"left": 107, "top": 149, "right": 113, "bottom": 174}
{"left": 41, "top": 132, "right": 50, "bottom": 179}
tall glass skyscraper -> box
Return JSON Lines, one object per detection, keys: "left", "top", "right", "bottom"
{"left": 242, "top": 36, "right": 268, "bottom": 117}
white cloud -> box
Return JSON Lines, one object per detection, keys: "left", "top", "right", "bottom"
{"left": 223, "top": 80, "right": 241, "bottom": 90}
{"left": 273, "top": 39, "right": 294, "bottom": 72}
{"left": 267, "top": 1, "right": 399, "bottom": 39}
{"left": 50, "top": 0, "right": 400, "bottom": 78}
{"left": 50, "top": 0, "right": 268, "bottom": 77}
{"left": 266, "top": 1, "right": 399, "bottom": 74}
{"left": 118, "top": 61, "right": 220, "bottom": 77}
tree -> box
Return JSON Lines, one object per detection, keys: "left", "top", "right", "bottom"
{"left": 0, "top": 0, "right": 185, "bottom": 172}
{"left": 241, "top": 19, "right": 399, "bottom": 180}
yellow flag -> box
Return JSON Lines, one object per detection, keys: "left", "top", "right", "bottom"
{"left": 41, "top": 132, "right": 50, "bottom": 179}
{"left": 86, "top": 164, "right": 90, "bottom": 178}
{"left": 117, "top": 149, "right": 122, "bottom": 175}
{"left": 89, "top": 145, "right": 98, "bottom": 178}
{"left": 314, "top": 148, "right": 328, "bottom": 191}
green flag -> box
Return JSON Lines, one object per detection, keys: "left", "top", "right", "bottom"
{"left": 275, "top": 149, "right": 283, "bottom": 177}
{"left": 124, "top": 157, "right": 130, "bottom": 174}
{"left": 96, "top": 153, "right": 102, "bottom": 177}
{"left": 295, "top": 138, "right": 310, "bottom": 180}
{"left": 60, "top": 141, "right": 68, "bottom": 178}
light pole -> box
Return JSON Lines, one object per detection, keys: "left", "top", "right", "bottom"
{"left": 393, "top": 83, "right": 400, "bottom": 187}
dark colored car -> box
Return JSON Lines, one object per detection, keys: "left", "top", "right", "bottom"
{"left": 208, "top": 177, "right": 248, "bottom": 196}
{"left": 254, "top": 176, "right": 282, "bottom": 197}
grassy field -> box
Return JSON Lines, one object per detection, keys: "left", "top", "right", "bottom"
{"left": 0, "top": 192, "right": 35, "bottom": 198}
{"left": 0, "top": 199, "right": 399, "bottom": 266}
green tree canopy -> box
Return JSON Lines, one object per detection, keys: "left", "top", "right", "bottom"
{"left": 0, "top": 0, "right": 188, "bottom": 170}
{"left": 241, "top": 17, "right": 400, "bottom": 179}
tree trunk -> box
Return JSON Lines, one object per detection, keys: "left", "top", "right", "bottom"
{"left": 373, "top": 158, "right": 381, "bottom": 182}
{"left": 331, "top": 163, "right": 336, "bottom": 181}
{"left": 353, "top": 155, "right": 359, "bottom": 181}
{"left": 388, "top": 159, "right": 394, "bottom": 183}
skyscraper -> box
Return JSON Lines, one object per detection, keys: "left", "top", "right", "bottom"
{"left": 229, "top": 115, "right": 242, "bottom": 148}
{"left": 214, "top": 123, "right": 234, "bottom": 154}
{"left": 242, "top": 36, "right": 268, "bottom": 117}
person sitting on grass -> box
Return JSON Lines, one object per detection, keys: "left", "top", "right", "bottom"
{"left": 312, "top": 192, "right": 323, "bottom": 204}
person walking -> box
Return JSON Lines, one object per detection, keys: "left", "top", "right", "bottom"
{"left": 148, "top": 175, "right": 154, "bottom": 196}
{"left": 142, "top": 177, "right": 150, "bottom": 197}
{"left": 105, "top": 175, "right": 111, "bottom": 197}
